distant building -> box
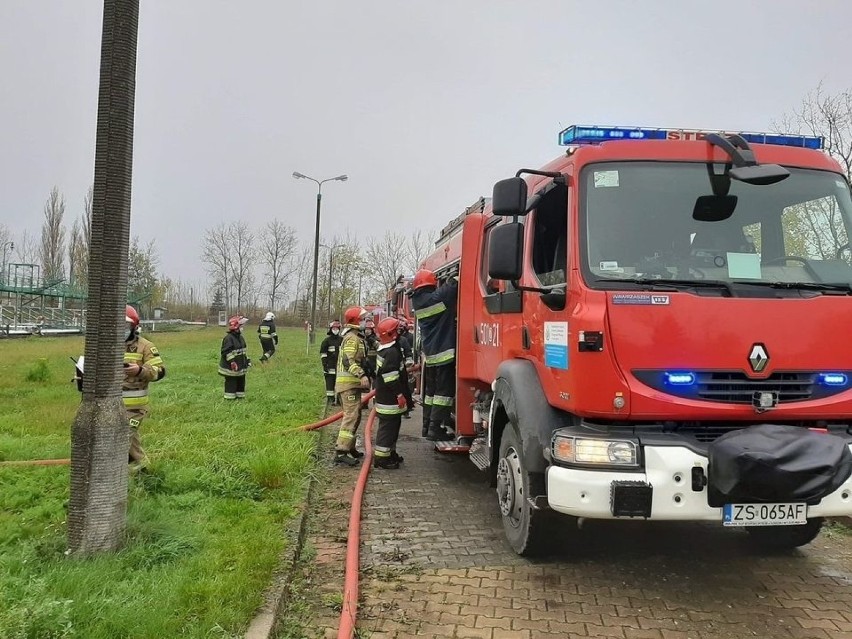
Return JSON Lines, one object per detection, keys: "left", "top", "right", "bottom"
{"left": 153, "top": 306, "right": 167, "bottom": 320}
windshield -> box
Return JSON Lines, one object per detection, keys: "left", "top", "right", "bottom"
{"left": 581, "top": 162, "right": 852, "bottom": 290}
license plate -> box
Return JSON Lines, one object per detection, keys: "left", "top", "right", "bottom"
{"left": 722, "top": 502, "right": 807, "bottom": 527}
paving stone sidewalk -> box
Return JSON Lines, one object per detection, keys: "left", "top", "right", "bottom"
{"left": 292, "top": 409, "right": 852, "bottom": 639}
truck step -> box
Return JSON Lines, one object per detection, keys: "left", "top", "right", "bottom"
{"left": 469, "top": 448, "right": 489, "bottom": 471}
{"left": 434, "top": 440, "right": 471, "bottom": 454}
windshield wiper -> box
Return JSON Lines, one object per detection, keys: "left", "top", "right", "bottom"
{"left": 731, "top": 281, "right": 852, "bottom": 294}
{"left": 595, "top": 277, "right": 734, "bottom": 296}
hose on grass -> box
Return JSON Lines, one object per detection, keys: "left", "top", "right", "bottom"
{"left": 0, "top": 458, "right": 71, "bottom": 467}
{"left": 300, "top": 390, "right": 377, "bottom": 432}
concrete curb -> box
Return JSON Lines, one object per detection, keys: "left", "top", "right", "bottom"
{"left": 244, "top": 432, "right": 322, "bottom": 639}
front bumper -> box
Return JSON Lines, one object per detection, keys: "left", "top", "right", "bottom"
{"left": 546, "top": 444, "right": 852, "bottom": 520}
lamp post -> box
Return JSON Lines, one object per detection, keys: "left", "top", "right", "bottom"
{"left": 1, "top": 241, "right": 13, "bottom": 286}
{"left": 293, "top": 172, "right": 348, "bottom": 345}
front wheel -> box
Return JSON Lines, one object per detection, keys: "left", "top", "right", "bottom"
{"left": 496, "top": 424, "right": 564, "bottom": 556}
{"left": 745, "top": 517, "right": 823, "bottom": 551}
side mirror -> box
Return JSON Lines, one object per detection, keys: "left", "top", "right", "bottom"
{"left": 492, "top": 177, "right": 528, "bottom": 217}
{"left": 730, "top": 163, "right": 790, "bottom": 186}
{"left": 488, "top": 222, "right": 524, "bottom": 281}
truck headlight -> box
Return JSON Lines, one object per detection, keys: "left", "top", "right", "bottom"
{"left": 551, "top": 435, "right": 638, "bottom": 468}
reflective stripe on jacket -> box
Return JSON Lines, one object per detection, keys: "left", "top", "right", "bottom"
{"left": 411, "top": 277, "right": 458, "bottom": 367}
{"left": 123, "top": 336, "right": 165, "bottom": 409}
{"left": 335, "top": 327, "right": 366, "bottom": 391}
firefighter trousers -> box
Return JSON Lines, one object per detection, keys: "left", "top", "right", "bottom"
{"left": 324, "top": 372, "right": 337, "bottom": 401}
{"left": 335, "top": 389, "right": 362, "bottom": 453}
{"left": 224, "top": 374, "right": 246, "bottom": 399}
{"left": 375, "top": 413, "right": 402, "bottom": 458}
{"left": 423, "top": 362, "right": 455, "bottom": 437}
{"left": 127, "top": 409, "right": 148, "bottom": 465}
{"left": 259, "top": 337, "right": 276, "bottom": 361}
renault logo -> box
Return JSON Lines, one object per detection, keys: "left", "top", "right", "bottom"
{"left": 748, "top": 343, "right": 769, "bottom": 373}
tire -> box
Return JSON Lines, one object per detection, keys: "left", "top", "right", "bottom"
{"left": 745, "top": 517, "right": 823, "bottom": 551}
{"left": 496, "top": 423, "right": 562, "bottom": 556}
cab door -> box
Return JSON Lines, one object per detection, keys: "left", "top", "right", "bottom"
{"left": 521, "top": 180, "right": 575, "bottom": 411}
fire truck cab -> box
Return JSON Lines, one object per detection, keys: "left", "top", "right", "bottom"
{"left": 418, "top": 125, "right": 852, "bottom": 555}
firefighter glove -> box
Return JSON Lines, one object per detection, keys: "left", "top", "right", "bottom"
{"left": 230, "top": 362, "right": 239, "bottom": 372}
{"left": 397, "top": 394, "right": 407, "bottom": 409}
{"left": 360, "top": 376, "right": 370, "bottom": 388}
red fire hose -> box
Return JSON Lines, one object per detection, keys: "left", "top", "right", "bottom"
{"left": 300, "top": 390, "right": 377, "bottom": 431}
{"left": 338, "top": 407, "right": 376, "bottom": 639}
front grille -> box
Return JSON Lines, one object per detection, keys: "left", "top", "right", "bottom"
{"left": 695, "top": 371, "right": 814, "bottom": 404}
{"left": 670, "top": 423, "right": 746, "bottom": 443}
{"left": 631, "top": 370, "right": 847, "bottom": 405}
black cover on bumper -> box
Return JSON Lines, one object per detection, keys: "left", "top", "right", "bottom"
{"left": 707, "top": 424, "right": 852, "bottom": 507}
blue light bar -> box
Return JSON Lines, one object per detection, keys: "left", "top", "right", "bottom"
{"left": 558, "top": 125, "right": 823, "bottom": 150}
{"left": 819, "top": 373, "right": 848, "bottom": 386}
{"left": 664, "top": 372, "right": 696, "bottom": 386}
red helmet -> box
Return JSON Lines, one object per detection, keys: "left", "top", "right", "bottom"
{"left": 343, "top": 306, "right": 368, "bottom": 325}
{"left": 125, "top": 305, "right": 139, "bottom": 328}
{"left": 228, "top": 315, "right": 242, "bottom": 330}
{"left": 377, "top": 317, "right": 400, "bottom": 345}
{"left": 329, "top": 320, "right": 341, "bottom": 330}
{"left": 413, "top": 269, "right": 437, "bottom": 291}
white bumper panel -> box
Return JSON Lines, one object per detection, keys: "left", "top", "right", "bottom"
{"left": 546, "top": 444, "right": 852, "bottom": 521}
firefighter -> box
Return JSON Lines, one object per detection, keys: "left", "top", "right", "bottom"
{"left": 123, "top": 305, "right": 166, "bottom": 468}
{"left": 334, "top": 306, "right": 370, "bottom": 466}
{"left": 320, "top": 320, "right": 342, "bottom": 404}
{"left": 397, "top": 318, "right": 415, "bottom": 419}
{"left": 363, "top": 319, "right": 379, "bottom": 386}
{"left": 373, "top": 317, "right": 408, "bottom": 469}
{"left": 258, "top": 312, "right": 278, "bottom": 363}
{"left": 411, "top": 268, "right": 458, "bottom": 441}
{"left": 219, "top": 316, "right": 250, "bottom": 399}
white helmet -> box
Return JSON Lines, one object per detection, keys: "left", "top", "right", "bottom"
{"left": 264, "top": 312, "right": 275, "bottom": 321}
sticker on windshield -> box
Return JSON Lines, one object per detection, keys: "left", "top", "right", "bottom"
{"left": 594, "top": 170, "right": 619, "bottom": 188}
{"left": 612, "top": 293, "right": 670, "bottom": 305}
{"left": 599, "top": 261, "right": 620, "bottom": 271}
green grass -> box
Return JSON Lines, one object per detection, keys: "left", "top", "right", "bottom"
{"left": 0, "top": 327, "right": 325, "bottom": 638}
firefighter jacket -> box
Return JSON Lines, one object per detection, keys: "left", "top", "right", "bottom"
{"left": 374, "top": 342, "right": 406, "bottom": 415}
{"left": 335, "top": 325, "right": 368, "bottom": 392}
{"left": 364, "top": 332, "right": 379, "bottom": 370}
{"left": 219, "top": 330, "right": 249, "bottom": 377}
{"left": 397, "top": 331, "right": 414, "bottom": 367}
{"left": 411, "top": 277, "right": 458, "bottom": 367}
{"left": 258, "top": 319, "right": 278, "bottom": 344}
{"left": 123, "top": 336, "right": 165, "bottom": 411}
{"left": 320, "top": 331, "right": 342, "bottom": 374}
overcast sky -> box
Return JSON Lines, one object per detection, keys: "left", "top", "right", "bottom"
{"left": 1, "top": 0, "right": 850, "bottom": 285}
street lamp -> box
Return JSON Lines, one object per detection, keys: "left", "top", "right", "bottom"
{"left": 1, "top": 241, "right": 14, "bottom": 286}
{"left": 293, "top": 172, "right": 348, "bottom": 344}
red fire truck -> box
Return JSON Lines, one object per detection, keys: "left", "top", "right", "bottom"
{"left": 416, "top": 125, "right": 852, "bottom": 555}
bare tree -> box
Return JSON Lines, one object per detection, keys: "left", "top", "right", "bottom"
{"left": 405, "top": 228, "right": 437, "bottom": 274}
{"left": 775, "top": 83, "right": 852, "bottom": 182}
{"left": 774, "top": 84, "right": 852, "bottom": 261}
{"left": 68, "top": 220, "right": 82, "bottom": 287}
{"left": 128, "top": 236, "right": 159, "bottom": 313}
{"left": 366, "top": 231, "right": 409, "bottom": 300}
{"left": 69, "top": 0, "right": 139, "bottom": 555}
{"left": 260, "top": 220, "right": 297, "bottom": 312}
{"left": 228, "top": 221, "right": 256, "bottom": 312}
{"left": 288, "top": 244, "right": 313, "bottom": 319}
{"left": 14, "top": 229, "right": 39, "bottom": 265}
{"left": 202, "top": 223, "right": 232, "bottom": 313}
{"left": 71, "top": 186, "right": 94, "bottom": 288}
{"left": 40, "top": 186, "right": 67, "bottom": 282}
